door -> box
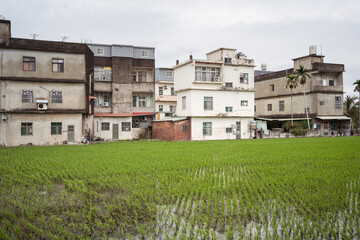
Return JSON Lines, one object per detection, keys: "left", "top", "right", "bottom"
{"left": 236, "top": 121, "right": 241, "bottom": 139}
{"left": 68, "top": 125, "right": 74, "bottom": 142}
{"left": 323, "top": 121, "right": 329, "bottom": 136}
{"left": 112, "top": 124, "right": 119, "bottom": 140}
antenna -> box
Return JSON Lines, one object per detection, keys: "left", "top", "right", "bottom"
{"left": 30, "top": 34, "right": 39, "bottom": 39}
{"left": 61, "top": 36, "right": 68, "bottom": 42}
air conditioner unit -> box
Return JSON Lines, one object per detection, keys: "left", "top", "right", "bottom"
{"left": 103, "top": 102, "right": 109, "bottom": 107}
{"left": 215, "top": 77, "right": 221, "bottom": 82}
{"left": 36, "top": 100, "right": 48, "bottom": 110}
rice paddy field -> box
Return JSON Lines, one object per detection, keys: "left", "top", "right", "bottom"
{"left": 1, "top": 137, "right": 360, "bottom": 239}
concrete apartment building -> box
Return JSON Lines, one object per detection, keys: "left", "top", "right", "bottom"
{"left": 157, "top": 48, "right": 255, "bottom": 141}
{"left": 86, "top": 43, "right": 155, "bottom": 140}
{"left": 154, "top": 68, "right": 176, "bottom": 119}
{"left": 0, "top": 19, "right": 94, "bottom": 146}
{"left": 255, "top": 47, "right": 351, "bottom": 136}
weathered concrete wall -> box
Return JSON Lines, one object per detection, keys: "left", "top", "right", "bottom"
{"left": 94, "top": 116, "right": 132, "bottom": 140}
{"left": 0, "top": 20, "right": 10, "bottom": 46}
{"left": 0, "top": 113, "right": 83, "bottom": 146}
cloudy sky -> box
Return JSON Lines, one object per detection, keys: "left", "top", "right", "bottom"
{"left": 1, "top": 0, "right": 359, "bottom": 96}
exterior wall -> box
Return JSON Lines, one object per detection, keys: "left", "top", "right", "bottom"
{"left": 190, "top": 117, "right": 253, "bottom": 140}
{"left": 174, "top": 62, "right": 195, "bottom": 90}
{"left": 176, "top": 89, "right": 254, "bottom": 118}
{"left": 316, "top": 93, "right": 344, "bottom": 116}
{"left": 155, "top": 68, "right": 174, "bottom": 82}
{"left": 0, "top": 49, "right": 86, "bottom": 80}
{"left": 1, "top": 80, "right": 86, "bottom": 111}
{"left": 87, "top": 44, "right": 155, "bottom": 59}
{"left": 0, "top": 20, "right": 10, "bottom": 46}
{"left": 152, "top": 119, "right": 191, "bottom": 141}
{"left": 222, "top": 65, "right": 254, "bottom": 90}
{"left": 94, "top": 117, "right": 132, "bottom": 140}
{"left": 0, "top": 113, "right": 82, "bottom": 146}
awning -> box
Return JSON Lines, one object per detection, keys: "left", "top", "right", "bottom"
{"left": 316, "top": 116, "right": 351, "bottom": 120}
{"left": 255, "top": 117, "right": 308, "bottom": 121}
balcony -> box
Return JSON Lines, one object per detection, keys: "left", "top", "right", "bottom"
{"left": 312, "top": 63, "right": 344, "bottom": 73}
{"left": 193, "top": 76, "right": 223, "bottom": 84}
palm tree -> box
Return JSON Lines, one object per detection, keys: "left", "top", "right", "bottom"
{"left": 286, "top": 74, "right": 298, "bottom": 124}
{"left": 343, "top": 95, "right": 359, "bottom": 130}
{"left": 354, "top": 79, "right": 360, "bottom": 131}
{"left": 294, "top": 65, "right": 311, "bottom": 129}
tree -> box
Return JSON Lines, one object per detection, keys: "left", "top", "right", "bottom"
{"left": 354, "top": 79, "right": 360, "bottom": 131}
{"left": 294, "top": 65, "right": 311, "bottom": 129}
{"left": 343, "top": 95, "right": 359, "bottom": 130}
{"left": 286, "top": 74, "right": 298, "bottom": 124}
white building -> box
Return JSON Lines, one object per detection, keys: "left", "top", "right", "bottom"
{"left": 155, "top": 68, "right": 176, "bottom": 119}
{"left": 174, "top": 48, "right": 255, "bottom": 140}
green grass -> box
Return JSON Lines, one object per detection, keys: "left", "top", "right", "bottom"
{"left": 1, "top": 137, "right": 360, "bottom": 239}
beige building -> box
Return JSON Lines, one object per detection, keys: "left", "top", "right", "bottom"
{"left": 255, "top": 49, "right": 351, "bottom": 136}
{"left": 155, "top": 68, "right": 176, "bottom": 119}
{"left": 0, "top": 19, "right": 94, "bottom": 146}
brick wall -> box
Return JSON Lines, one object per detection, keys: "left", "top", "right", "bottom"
{"left": 152, "top": 118, "right": 191, "bottom": 141}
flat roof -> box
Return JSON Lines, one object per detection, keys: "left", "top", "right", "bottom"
{"left": 206, "top": 48, "right": 237, "bottom": 55}
{"left": 87, "top": 43, "right": 155, "bottom": 50}
{"left": 316, "top": 116, "right": 351, "bottom": 120}
{"left": 153, "top": 117, "right": 188, "bottom": 122}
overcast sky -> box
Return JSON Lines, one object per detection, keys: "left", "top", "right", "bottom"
{"left": 1, "top": 0, "right": 359, "bottom": 96}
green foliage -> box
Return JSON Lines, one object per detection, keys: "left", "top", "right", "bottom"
{"left": 282, "top": 121, "right": 308, "bottom": 133}
{"left": 0, "top": 138, "right": 360, "bottom": 239}
{"left": 291, "top": 127, "right": 308, "bottom": 136}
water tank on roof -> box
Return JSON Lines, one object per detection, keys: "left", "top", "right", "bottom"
{"left": 309, "top": 45, "right": 317, "bottom": 55}
{"left": 261, "top": 64, "right": 267, "bottom": 71}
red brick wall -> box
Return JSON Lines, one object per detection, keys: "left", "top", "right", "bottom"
{"left": 174, "top": 119, "right": 191, "bottom": 141}
{"left": 152, "top": 118, "right": 191, "bottom": 141}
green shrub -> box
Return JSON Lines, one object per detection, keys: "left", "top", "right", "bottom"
{"left": 291, "top": 127, "right": 308, "bottom": 136}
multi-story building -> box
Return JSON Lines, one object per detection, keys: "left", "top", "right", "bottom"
{"left": 0, "top": 19, "right": 94, "bottom": 146}
{"left": 154, "top": 68, "right": 176, "bottom": 119}
{"left": 254, "top": 47, "right": 351, "bottom": 136}
{"left": 172, "top": 48, "right": 255, "bottom": 140}
{"left": 86, "top": 43, "right": 155, "bottom": 140}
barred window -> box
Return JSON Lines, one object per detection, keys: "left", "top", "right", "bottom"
{"left": 241, "top": 101, "right": 248, "bottom": 106}
{"left": 52, "top": 58, "right": 64, "bottom": 72}
{"left": 204, "top": 97, "right": 213, "bottom": 110}
{"left": 267, "top": 104, "right": 272, "bottom": 111}
{"left": 101, "top": 122, "right": 110, "bottom": 131}
{"left": 23, "top": 57, "right": 36, "bottom": 71}
{"left": 22, "top": 90, "right": 34, "bottom": 103}
{"left": 121, "top": 122, "right": 131, "bottom": 131}
{"left": 21, "top": 122, "right": 33, "bottom": 136}
{"left": 335, "top": 96, "right": 342, "bottom": 109}
{"left": 51, "top": 122, "right": 62, "bottom": 135}
{"left": 52, "top": 91, "right": 62, "bottom": 103}
{"left": 203, "top": 122, "right": 212, "bottom": 136}
{"left": 182, "top": 125, "right": 188, "bottom": 131}
{"left": 240, "top": 73, "right": 248, "bottom": 84}
{"left": 225, "top": 106, "right": 233, "bottom": 112}
{"left": 279, "top": 100, "right": 285, "bottom": 111}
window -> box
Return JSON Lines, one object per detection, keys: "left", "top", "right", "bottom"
{"left": 95, "top": 92, "right": 111, "bottom": 107}
{"left": 279, "top": 100, "right": 285, "bottom": 111}
{"left": 121, "top": 122, "right": 131, "bottom": 131}
{"left": 329, "top": 80, "right": 335, "bottom": 86}
{"left": 23, "top": 57, "right": 36, "bottom": 71}
{"left": 159, "top": 105, "right": 163, "bottom": 112}
{"left": 97, "top": 48, "right": 104, "bottom": 55}
{"left": 225, "top": 82, "right": 233, "bottom": 88}
{"left": 170, "top": 106, "right": 175, "bottom": 112}
{"left": 133, "top": 71, "right": 147, "bottom": 82}
{"left": 241, "top": 101, "right": 248, "bottom": 106}
{"left": 320, "top": 101, "right": 325, "bottom": 106}
{"left": 182, "top": 125, "right": 188, "bottom": 131}
{"left": 330, "top": 122, "right": 337, "bottom": 131}
{"left": 21, "top": 122, "right": 33, "bottom": 136}
{"left": 322, "top": 79, "right": 327, "bottom": 86}
{"left": 254, "top": 105, "right": 256, "bottom": 112}
{"left": 225, "top": 106, "right": 233, "bottom": 112}
{"left": 203, "top": 122, "right": 212, "bottom": 136}
{"left": 335, "top": 96, "right": 342, "bottom": 109}
{"left": 52, "top": 58, "right": 64, "bottom": 72}
{"left": 305, "top": 108, "right": 310, "bottom": 113}
{"left": 224, "top": 58, "right": 232, "bottom": 64}
{"left": 22, "top": 90, "right": 34, "bottom": 103}
{"left": 204, "top": 97, "right": 213, "bottom": 110}
{"left": 166, "top": 71, "right": 173, "bottom": 77}
{"left": 133, "top": 94, "right": 152, "bottom": 108}
{"left": 240, "top": 73, "right": 249, "bottom": 84}
{"left": 94, "top": 66, "right": 112, "bottom": 81}
{"left": 171, "top": 87, "right": 175, "bottom": 96}
{"left": 182, "top": 96, "right": 186, "bottom": 110}
{"left": 270, "top": 84, "right": 274, "bottom": 92}
{"left": 52, "top": 91, "right": 62, "bottom": 103}
{"left": 226, "top": 127, "right": 232, "bottom": 133}
{"left": 267, "top": 104, "right": 272, "bottom": 111}
{"left": 101, "top": 122, "right": 110, "bottom": 131}
{"left": 142, "top": 50, "right": 148, "bottom": 57}
{"left": 51, "top": 122, "right": 62, "bottom": 135}
{"left": 195, "top": 67, "right": 220, "bottom": 82}
{"left": 159, "top": 87, "right": 163, "bottom": 96}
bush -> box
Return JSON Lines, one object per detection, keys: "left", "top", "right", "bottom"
{"left": 282, "top": 121, "right": 301, "bottom": 133}
{"left": 291, "top": 127, "right": 308, "bottom": 136}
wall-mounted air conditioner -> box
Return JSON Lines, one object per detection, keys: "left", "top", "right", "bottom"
{"left": 36, "top": 100, "right": 48, "bottom": 110}
{"left": 103, "top": 102, "right": 109, "bottom": 107}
